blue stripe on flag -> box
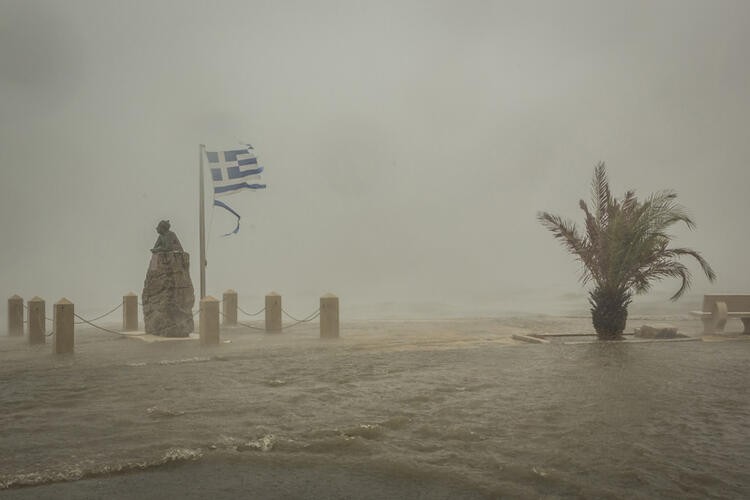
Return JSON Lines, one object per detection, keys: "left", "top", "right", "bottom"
{"left": 214, "top": 182, "right": 267, "bottom": 194}
{"left": 227, "top": 165, "right": 263, "bottom": 179}
{"left": 213, "top": 199, "right": 241, "bottom": 236}
{"left": 206, "top": 151, "right": 220, "bottom": 163}
{"left": 237, "top": 157, "right": 258, "bottom": 166}
{"left": 210, "top": 168, "right": 223, "bottom": 181}
{"left": 222, "top": 149, "right": 254, "bottom": 162}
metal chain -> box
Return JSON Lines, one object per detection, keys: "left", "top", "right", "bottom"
{"left": 282, "top": 307, "right": 316, "bottom": 322}
{"left": 236, "top": 320, "right": 268, "bottom": 332}
{"left": 281, "top": 309, "right": 321, "bottom": 330}
{"left": 23, "top": 302, "right": 123, "bottom": 325}
{"left": 218, "top": 310, "right": 267, "bottom": 331}
{"left": 237, "top": 305, "right": 265, "bottom": 317}
{"left": 219, "top": 307, "right": 321, "bottom": 332}
{"left": 74, "top": 302, "right": 123, "bottom": 324}
{"left": 72, "top": 312, "right": 146, "bottom": 336}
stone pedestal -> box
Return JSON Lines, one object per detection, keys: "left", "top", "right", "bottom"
{"left": 123, "top": 293, "right": 138, "bottom": 332}
{"left": 54, "top": 298, "right": 74, "bottom": 354}
{"left": 200, "top": 296, "right": 220, "bottom": 346}
{"left": 27, "top": 296, "right": 46, "bottom": 345}
{"left": 142, "top": 252, "right": 195, "bottom": 337}
{"left": 7, "top": 295, "right": 23, "bottom": 336}
{"left": 222, "top": 290, "right": 237, "bottom": 326}
{"left": 320, "top": 293, "right": 339, "bottom": 339}
{"left": 265, "top": 292, "right": 281, "bottom": 332}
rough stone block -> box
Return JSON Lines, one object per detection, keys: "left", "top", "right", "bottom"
{"left": 142, "top": 252, "right": 195, "bottom": 337}
{"left": 634, "top": 325, "right": 684, "bottom": 339}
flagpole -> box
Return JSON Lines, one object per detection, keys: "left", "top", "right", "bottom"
{"left": 199, "top": 143, "right": 207, "bottom": 299}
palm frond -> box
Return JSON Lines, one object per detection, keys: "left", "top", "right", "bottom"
{"left": 630, "top": 261, "right": 691, "bottom": 299}
{"left": 537, "top": 211, "right": 594, "bottom": 283}
{"left": 579, "top": 199, "right": 600, "bottom": 253}
{"left": 539, "top": 163, "right": 714, "bottom": 305}
{"left": 591, "top": 162, "right": 611, "bottom": 227}
{"left": 537, "top": 212, "right": 582, "bottom": 252}
{"left": 662, "top": 247, "right": 717, "bottom": 283}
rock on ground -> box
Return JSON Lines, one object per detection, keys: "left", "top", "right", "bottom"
{"left": 634, "top": 325, "right": 685, "bottom": 339}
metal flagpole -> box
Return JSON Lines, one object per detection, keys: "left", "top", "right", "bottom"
{"left": 199, "top": 144, "right": 207, "bottom": 299}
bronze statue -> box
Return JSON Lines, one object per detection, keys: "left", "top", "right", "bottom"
{"left": 144, "top": 220, "right": 194, "bottom": 337}
{"left": 151, "top": 220, "right": 184, "bottom": 253}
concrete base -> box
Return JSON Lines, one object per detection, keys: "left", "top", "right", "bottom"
{"left": 200, "top": 296, "right": 220, "bottom": 346}
{"left": 123, "top": 293, "right": 139, "bottom": 332}
{"left": 265, "top": 293, "right": 281, "bottom": 332}
{"left": 320, "top": 294, "right": 339, "bottom": 339}
{"left": 223, "top": 290, "right": 238, "bottom": 326}
{"left": 54, "top": 298, "right": 74, "bottom": 354}
{"left": 8, "top": 295, "right": 23, "bottom": 336}
{"left": 27, "top": 296, "right": 46, "bottom": 345}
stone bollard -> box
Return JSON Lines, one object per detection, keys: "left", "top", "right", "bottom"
{"left": 54, "top": 298, "right": 74, "bottom": 354}
{"left": 27, "top": 296, "right": 46, "bottom": 345}
{"left": 123, "top": 293, "right": 138, "bottom": 332}
{"left": 265, "top": 292, "right": 282, "bottom": 332}
{"left": 8, "top": 295, "right": 23, "bottom": 337}
{"left": 320, "top": 293, "right": 339, "bottom": 339}
{"left": 200, "top": 296, "right": 220, "bottom": 346}
{"left": 223, "top": 289, "right": 238, "bottom": 326}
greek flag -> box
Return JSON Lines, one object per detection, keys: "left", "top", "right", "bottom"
{"left": 206, "top": 144, "right": 267, "bottom": 235}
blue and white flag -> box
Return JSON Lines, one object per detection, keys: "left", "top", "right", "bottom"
{"left": 205, "top": 144, "right": 267, "bottom": 236}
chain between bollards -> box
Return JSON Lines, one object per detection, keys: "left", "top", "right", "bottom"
{"left": 219, "top": 310, "right": 266, "bottom": 331}
{"left": 74, "top": 302, "right": 123, "bottom": 324}
{"left": 72, "top": 312, "right": 146, "bottom": 336}
{"left": 237, "top": 305, "right": 266, "bottom": 317}
{"left": 280, "top": 309, "right": 321, "bottom": 330}
{"left": 23, "top": 300, "right": 124, "bottom": 325}
{"left": 219, "top": 308, "right": 320, "bottom": 331}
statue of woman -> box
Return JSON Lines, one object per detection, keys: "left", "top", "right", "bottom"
{"left": 150, "top": 220, "right": 184, "bottom": 253}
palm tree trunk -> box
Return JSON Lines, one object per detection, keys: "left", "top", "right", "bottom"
{"left": 589, "top": 288, "right": 631, "bottom": 339}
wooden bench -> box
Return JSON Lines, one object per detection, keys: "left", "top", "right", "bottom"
{"left": 690, "top": 294, "right": 750, "bottom": 334}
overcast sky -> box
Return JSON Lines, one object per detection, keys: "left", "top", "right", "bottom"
{"left": 1, "top": 0, "right": 748, "bottom": 318}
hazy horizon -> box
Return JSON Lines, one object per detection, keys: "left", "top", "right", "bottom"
{"left": 2, "top": 0, "right": 749, "bottom": 320}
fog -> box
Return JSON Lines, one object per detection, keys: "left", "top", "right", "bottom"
{"left": 1, "top": 0, "right": 749, "bottom": 319}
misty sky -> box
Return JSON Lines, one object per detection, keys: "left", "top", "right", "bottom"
{"left": 1, "top": 0, "right": 749, "bottom": 317}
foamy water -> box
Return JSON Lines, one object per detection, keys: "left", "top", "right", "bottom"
{"left": 1, "top": 316, "right": 748, "bottom": 498}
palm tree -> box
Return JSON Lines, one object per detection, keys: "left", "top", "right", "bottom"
{"left": 538, "top": 163, "right": 716, "bottom": 339}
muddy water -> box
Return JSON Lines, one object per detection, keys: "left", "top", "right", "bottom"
{"left": 1, "top": 317, "right": 748, "bottom": 498}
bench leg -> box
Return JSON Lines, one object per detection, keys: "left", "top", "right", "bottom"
{"left": 713, "top": 302, "right": 728, "bottom": 334}
{"left": 701, "top": 317, "right": 714, "bottom": 335}
{"left": 714, "top": 317, "right": 727, "bottom": 333}
{"left": 742, "top": 318, "right": 750, "bottom": 335}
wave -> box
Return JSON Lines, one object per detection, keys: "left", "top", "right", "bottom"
{"left": 0, "top": 447, "right": 203, "bottom": 490}
{"left": 125, "top": 356, "right": 212, "bottom": 367}
{"left": 146, "top": 406, "right": 186, "bottom": 419}
{"left": 1, "top": 425, "right": 388, "bottom": 490}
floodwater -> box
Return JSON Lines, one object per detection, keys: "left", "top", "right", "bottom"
{"left": 1, "top": 316, "right": 748, "bottom": 499}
